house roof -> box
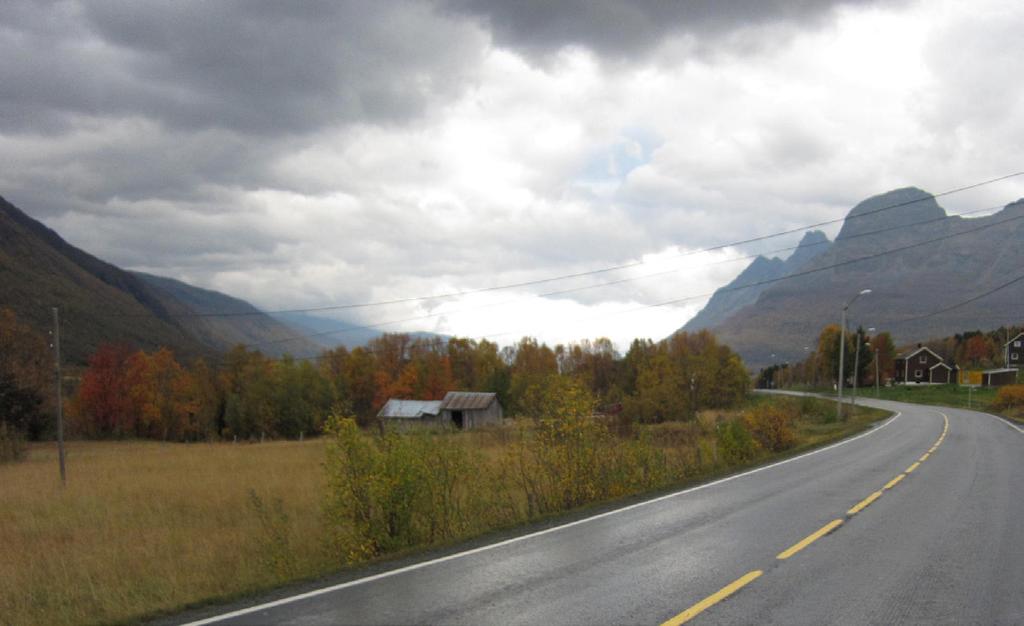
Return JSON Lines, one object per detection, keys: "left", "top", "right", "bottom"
{"left": 440, "top": 391, "right": 498, "bottom": 411}
{"left": 377, "top": 399, "right": 442, "bottom": 419}
{"left": 1005, "top": 332, "right": 1024, "bottom": 346}
{"left": 929, "top": 362, "right": 951, "bottom": 371}
{"left": 896, "top": 346, "right": 944, "bottom": 362}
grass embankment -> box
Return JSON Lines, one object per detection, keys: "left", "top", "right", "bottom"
{"left": 801, "top": 383, "right": 1024, "bottom": 423}
{"left": 0, "top": 397, "right": 887, "bottom": 626}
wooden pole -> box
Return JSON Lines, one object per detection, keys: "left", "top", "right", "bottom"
{"left": 53, "top": 307, "right": 66, "bottom": 486}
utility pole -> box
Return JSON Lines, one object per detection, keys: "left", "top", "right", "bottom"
{"left": 874, "top": 347, "right": 880, "bottom": 398}
{"left": 852, "top": 334, "right": 863, "bottom": 407}
{"left": 837, "top": 289, "right": 871, "bottom": 421}
{"left": 52, "top": 307, "right": 66, "bottom": 486}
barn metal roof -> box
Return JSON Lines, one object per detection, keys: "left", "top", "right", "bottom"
{"left": 440, "top": 391, "right": 498, "bottom": 411}
{"left": 377, "top": 399, "right": 442, "bottom": 419}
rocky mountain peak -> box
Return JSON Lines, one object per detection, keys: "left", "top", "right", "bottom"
{"left": 785, "top": 229, "right": 830, "bottom": 270}
{"left": 835, "top": 187, "right": 945, "bottom": 241}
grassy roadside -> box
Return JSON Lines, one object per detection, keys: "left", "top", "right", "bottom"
{"left": 0, "top": 397, "right": 888, "bottom": 626}
{"left": 793, "top": 383, "right": 1024, "bottom": 424}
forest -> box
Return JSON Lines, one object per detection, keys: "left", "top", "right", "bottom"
{"left": 0, "top": 308, "right": 750, "bottom": 444}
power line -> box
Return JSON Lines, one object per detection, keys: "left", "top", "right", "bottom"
{"left": 105, "top": 171, "right": 1023, "bottom": 319}
{"left": 887, "top": 272, "right": 1024, "bottom": 325}
{"left": 239, "top": 205, "right": 1024, "bottom": 364}
{"left": 479, "top": 210, "right": 1024, "bottom": 339}
{"left": 237, "top": 202, "right": 1009, "bottom": 351}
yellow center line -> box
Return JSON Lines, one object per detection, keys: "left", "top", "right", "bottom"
{"left": 660, "top": 570, "right": 763, "bottom": 626}
{"left": 661, "top": 410, "right": 951, "bottom": 625}
{"left": 847, "top": 491, "right": 883, "bottom": 516}
{"left": 884, "top": 474, "right": 905, "bottom": 490}
{"left": 776, "top": 519, "right": 844, "bottom": 560}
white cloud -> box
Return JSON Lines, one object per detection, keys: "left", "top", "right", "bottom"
{"left": 4, "top": 0, "right": 1024, "bottom": 349}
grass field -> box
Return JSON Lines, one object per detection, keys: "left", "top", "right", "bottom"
{"left": 805, "top": 383, "right": 1000, "bottom": 411}
{"left": 0, "top": 440, "right": 336, "bottom": 626}
{"left": 0, "top": 398, "right": 887, "bottom": 626}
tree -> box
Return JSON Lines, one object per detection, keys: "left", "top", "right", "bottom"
{"left": 0, "top": 308, "right": 50, "bottom": 439}
{"left": 816, "top": 324, "right": 855, "bottom": 388}
{"left": 342, "top": 347, "right": 378, "bottom": 425}
{"left": 869, "top": 331, "right": 896, "bottom": 383}
{"left": 75, "top": 343, "right": 136, "bottom": 437}
{"left": 961, "top": 334, "right": 994, "bottom": 367}
{"left": 125, "top": 348, "right": 197, "bottom": 440}
{"left": 625, "top": 350, "right": 688, "bottom": 423}
{"left": 508, "top": 338, "right": 558, "bottom": 416}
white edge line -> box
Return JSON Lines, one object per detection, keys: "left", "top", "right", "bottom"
{"left": 981, "top": 411, "right": 1024, "bottom": 434}
{"left": 181, "top": 411, "right": 902, "bottom": 625}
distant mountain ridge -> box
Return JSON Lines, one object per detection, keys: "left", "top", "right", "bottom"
{"left": 684, "top": 230, "right": 831, "bottom": 332}
{"left": 682, "top": 187, "right": 1024, "bottom": 369}
{"left": 0, "top": 195, "right": 319, "bottom": 363}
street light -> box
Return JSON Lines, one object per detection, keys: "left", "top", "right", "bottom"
{"left": 837, "top": 289, "right": 871, "bottom": 420}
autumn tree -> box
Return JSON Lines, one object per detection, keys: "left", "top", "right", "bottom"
{"left": 867, "top": 331, "right": 896, "bottom": 383}
{"left": 74, "top": 343, "right": 137, "bottom": 437}
{"left": 508, "top": 337, "right": 559, "bottom": 416}
{"left": 0, "top": 309, "right": 50, "bottom": 439}
{"left": 343, "top": 347, "right": 380, "bottom": 424}
{"left": 125, "top": 348, "right": 199, "bottom": 440}
{"left": 624, "top": 349, "right": 688, "bottom": 423}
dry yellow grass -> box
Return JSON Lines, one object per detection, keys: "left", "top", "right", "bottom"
{"left": 0, "top": 439, "right": 335, "bottom": 626}
{"left": 1, "top": 398, "right": 887, "bottom": 625}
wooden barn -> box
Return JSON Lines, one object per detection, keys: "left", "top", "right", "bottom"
{"left": 376, "top": 392, "right": 503, "bottom": 430}
{"left": 439, "top": 391, "right": 503, "bottom": 429}
{"left": 376, "top": 399, "right": 443, "bottom": 426}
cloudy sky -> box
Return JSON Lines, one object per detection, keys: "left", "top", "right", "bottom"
{"left": 3, "top": 0, "right": 1023, "bottom": 350}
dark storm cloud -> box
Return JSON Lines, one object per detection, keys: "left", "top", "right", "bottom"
{"left": 1, "top": 0, "right": 486, "bottom": 136}
{"left": 441, "top": 0, "right": 886, "bottom": 59}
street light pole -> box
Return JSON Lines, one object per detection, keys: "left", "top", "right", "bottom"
{"left": 874, "top": 347, "right": 880, "bottom": 398}
{"left": 853, "top": 336, "right": 864, "bottom": 407}
{"left": 837, "top": 289, "right": 871, "bottom": 420}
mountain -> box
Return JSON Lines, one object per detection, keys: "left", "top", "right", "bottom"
{"left": 270, "top": 311, "right": 384, "bottom": 349}
{"left": 0, "top": 195, "right": 319, "bottom": 363}
{"left": 272, "top": 311, "right": 451, "bottom": 350}
{"left": 133, "top": 273, "right": 321, "bottom": 359}
{"left": 684, "top": 230, "right": 831, "bottom": 332}
{"left": 682, "top": 188, "right": 1024, "bottom": 369}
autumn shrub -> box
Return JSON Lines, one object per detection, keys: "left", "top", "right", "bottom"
{"left": 743, "top": 403, "right": 796, "bottom": 452}
{"left": 992, "top": 385, "right": 1024, "bottom": 410}
{"left": 323, "top": 414, "right": 477, "bottom": 561}
{"left": 510, "top": 378, "right": 605, "bottom": 514}
{"left": 716, "top": 420, "right": 759, "bottom": 465}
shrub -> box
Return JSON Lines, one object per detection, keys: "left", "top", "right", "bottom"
{"left": 743, "top": 403, "right": 796, "bottom": 452}
{"left": 992, "top": 385, "right": 1024, "bottom": 410}
{"left": 322, "top": 413, "right": 475, "bottom": 562}
{"left": 716, "top": 420, "right": 759, "bottom": 465}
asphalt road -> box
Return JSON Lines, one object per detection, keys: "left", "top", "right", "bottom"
{"left": 184, "top": 398, "right": 1024, "bottom": 625}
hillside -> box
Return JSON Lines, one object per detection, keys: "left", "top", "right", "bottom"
{"left": 684, "top": 230, "right": 830, "bottom": 332}
{"left": 133, "top": 273, "right": 321, "bottom": 358}
{"left": 0, "top": 195, "right": 318, "bottom": 363}
{"left": 692, "top": 188, "right": 1024, "bottom": 368}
